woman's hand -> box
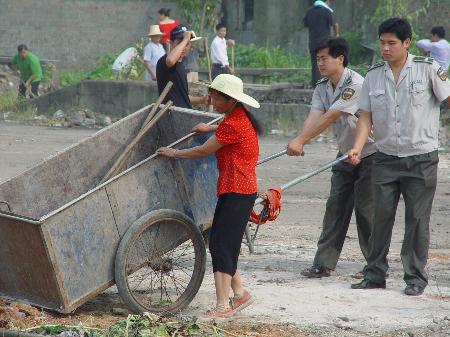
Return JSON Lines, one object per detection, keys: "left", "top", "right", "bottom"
{"left": 191, "top": 123, "right": 212, "bottom": 134}
{"left": 157, "top": 147, "right": 177, "bottom": 158}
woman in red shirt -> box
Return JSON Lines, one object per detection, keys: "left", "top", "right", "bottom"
{"left": 157, "top": 8, "right": 179, "bottom": 50}
{"left": 158, "top": 74, "right": 261, "bottom": 319}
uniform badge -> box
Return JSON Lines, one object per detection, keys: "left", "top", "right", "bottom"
{"left": 437, "top": 67, "right": 447, "bottom": 81}
{"left": 341, "top": 88, "right": 355, "bottom": 101}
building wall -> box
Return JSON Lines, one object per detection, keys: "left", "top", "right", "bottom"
{"left": 0, "top": 0, "right": 178, "bottom": 69}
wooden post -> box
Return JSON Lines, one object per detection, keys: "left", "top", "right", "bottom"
{"left": 231, "top": 45, "right": 235, "bottom": 71}
{"left": 204, "top": 38, "right": 212, "bottom": 83}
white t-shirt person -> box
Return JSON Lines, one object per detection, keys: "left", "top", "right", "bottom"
{"left": 210, "top": 36, "right": 229, "bottom": 67}
{"left": 143, "top": 41, "right": 165, "bottom": 80}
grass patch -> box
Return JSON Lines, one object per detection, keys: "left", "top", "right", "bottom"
{"left": 0, "top": 90, "right": 37, "bottom": 121}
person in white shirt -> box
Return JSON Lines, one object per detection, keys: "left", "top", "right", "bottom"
{"left": 417, "top": 26, "right": 450, "bottom": 71}
{"left": 142, "top": 25, "right": 166, "bottom": 81}
{"left": 210, "top": 23, "right": 235, "bottom": 79}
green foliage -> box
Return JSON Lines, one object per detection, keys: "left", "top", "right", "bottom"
{"left": 174, "top": 0, "right": 221, "bottom": 35}
{"left": 0, "top": 90, "right": 37, "bottom": 120}
{"left": 232, "top": 44, "right": 310, "bottom": 69}
{"left": 59, "top": 39, "right": 147, "bottom": 87}
{"left": 341, "top": 32, "right": 365, "bottom": 65}
{"left": 24, "top": 314, "right": 228, "bottom": 337}
{"left": 369, "top": 0, "right": 437, "bottom": 57}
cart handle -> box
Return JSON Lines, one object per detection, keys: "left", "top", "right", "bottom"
{"left": 254, "top": 154, "right": 348, "bottom": 205}
{"left": 257, "top": 149, "right": 304, "bottom": 166}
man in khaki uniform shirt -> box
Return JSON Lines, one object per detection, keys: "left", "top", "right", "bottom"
{"left": 287, "top": 37, "right": 376, "bottom": 278}
{"left": 348, "top": 18, "right": 450, "bottom": 296}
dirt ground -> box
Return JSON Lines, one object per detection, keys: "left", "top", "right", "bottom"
{"left": 0, "top": 122, "right": 449, "bottom": 337}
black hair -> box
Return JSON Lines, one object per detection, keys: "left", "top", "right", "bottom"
{"left": 314, "top": 37, "right": 350, "bottom": 67}
{"left": 378, "top": 17, "right": 412, "bottom": 42}
{"left": 216, "top": 23, "right": 226, "bottom": 31}
{"left": 158, "top": 8, "right": 171, "bottom": 17}
{"left": 431, "top": 26, "right": 445, "bottom": 38}
{"left": 17, "top": 44, "right": 28, "bottom": 52}
{"left": 208, "top": 88, "right": 263, "bottom": 135}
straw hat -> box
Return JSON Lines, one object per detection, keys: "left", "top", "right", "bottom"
{"left": 147, "top": 25, "right": 164, "bottom": 36}
{"left": 209, "top": 74, "right": 260, "bottom": 108}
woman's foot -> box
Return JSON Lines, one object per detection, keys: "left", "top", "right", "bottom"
{"left": 202, "top": 305, "right": 235, "bottom": 321}
{"left": 231, "top": 290, "right": 254, "bottom": 312}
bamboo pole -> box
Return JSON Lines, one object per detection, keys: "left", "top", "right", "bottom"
{"left": 100, "top": 101, "right": 173, "bottom": 182}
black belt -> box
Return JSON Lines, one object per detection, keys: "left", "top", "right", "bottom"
{"left": 212, "top": 63, "right": 225, "bottom": 68}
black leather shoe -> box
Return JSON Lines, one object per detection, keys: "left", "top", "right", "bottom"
{"left": 404, "top": 284, "right": 424, "bottom": 296}
{"left": 301, "top": 265, "right": 331, "bottom": 278}
{"left": 351, "top": 279, "right": 386, "bottom": 289}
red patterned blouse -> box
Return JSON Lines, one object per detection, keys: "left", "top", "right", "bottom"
{"left": 214, "top": 106, "right": 259, "bottom": 195}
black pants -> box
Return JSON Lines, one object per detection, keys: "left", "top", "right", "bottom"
{"left": 19, "top": 81, "right": 40, "bottom": 98}
{"left": 209, "top": 193, "right": 257, "bottom": 276}
{"left": 365, "top": 151, "right": 438, "bottom": 288}
{"left": 309, "top": 50, "right": 321, "bottom": 87}
{"left": 212, "top": 64, "right": 229, "bottom": 80}
{"left": 313, "top": 153, "right": 374, "bottom": 270}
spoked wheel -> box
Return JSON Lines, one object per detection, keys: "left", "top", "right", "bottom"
{"left": 115, "top": 209, "right": 206, "bottom": 314}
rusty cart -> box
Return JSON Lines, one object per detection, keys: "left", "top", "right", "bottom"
{"left": 0, "top": 104, "right": 222, "bottom": 315}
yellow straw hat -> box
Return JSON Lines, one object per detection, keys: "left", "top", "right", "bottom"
{"left": 209, "top": 74, "right": 260, "bottom": 108}
{"left": 147, "top": 25, "right": 164, "bottom": 36}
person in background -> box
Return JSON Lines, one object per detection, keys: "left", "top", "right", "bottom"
{"left": 210, "top": 23, "right": 235, "bottom": 79}
{"left": 303, "top": 0, "right": 339, "bottom": 87}
{"left": 156, "top": 24, "right": 209, "bottom": 109}
{"left": 11, "top": 44, "right": 42, "bottom": 98}
{"left": 158, "top": 8, "right": 179, "bottom": 51}
{"left": 417, "top": 26, "right": 450, "bottom": 71}
{"left": 157, "top": 74, "right": 261, "bottom": 319}
{"left": 142, "top": 25, "right": 166, "bottom": 81}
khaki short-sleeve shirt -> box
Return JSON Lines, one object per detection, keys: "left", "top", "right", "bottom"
{"left": 311, "top": 68, "right": 377, "bottom": 157}
{"left": 358, "top": 54, "right": 450, "bottom": 157}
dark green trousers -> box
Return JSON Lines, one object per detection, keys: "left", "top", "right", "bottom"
{"left": 365, "top": 151, "right": 438, "bottom": 288}
{"left": 313, "top": 153, "right": 374, "bottom": 270}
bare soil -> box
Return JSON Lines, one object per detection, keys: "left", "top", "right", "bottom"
{"left": 0, "top": 122, "right": 449, "bottom": 337}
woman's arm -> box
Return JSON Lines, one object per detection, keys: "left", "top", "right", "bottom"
{"left": 157, "top": 135, "right": 223, "bottom": 159}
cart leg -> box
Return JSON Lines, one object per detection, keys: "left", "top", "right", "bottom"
{"left": 245, "top": 224, "right": 254, "bottom": 254}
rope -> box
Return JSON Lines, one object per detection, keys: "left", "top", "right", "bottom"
{"left": 249, "top": 187, "right": 282, "bottom": 224}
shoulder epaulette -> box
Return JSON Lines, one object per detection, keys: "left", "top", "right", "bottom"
{"left": 316, "top": 77, "right": 328, "bottom": 86}
{"left": 413, "top": 56, "right": 434, "bottom": 64}
{"left": 367, "top": 61, "right": 385, "bottom": 72}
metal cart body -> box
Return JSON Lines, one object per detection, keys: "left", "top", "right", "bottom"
{"left": 0, "top": 106, "right": 219, "bottom": 313}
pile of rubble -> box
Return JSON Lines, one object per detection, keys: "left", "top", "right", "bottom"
{"left": 0, "top": 298, "right": 46, "bottom": 329}
{"left": 36, "top": 107, "right": 113, "bottom": 128}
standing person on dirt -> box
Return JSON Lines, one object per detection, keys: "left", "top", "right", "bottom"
{"left": 303, "top": 0, "right": 339, "bottom": 87}
{"left": 157, "top": 8, "right": 179, "bottom": 51}
{"left": 158, "top": 74, "right": 261, "bottom": 320}
{"left": 142, "top": 25, "right": 166, "bottom": 81}
{"left": 156, "top": 24, "right": 209, "bottom": 109}
{"left": 11, "top": 44, "right": 42, "bottom": 98}
{"left": 286, "top": 37, "right": 376, "bottom": 279}
{"left": 348, "top": 18, "right": 450, "bottom": 296}
{"left": 210, "top": 23, "right": 235, "bottom": 79}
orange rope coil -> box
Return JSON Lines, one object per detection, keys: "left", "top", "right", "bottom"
{"left": 249, "top": 187, "right": 282, "bottom": 224}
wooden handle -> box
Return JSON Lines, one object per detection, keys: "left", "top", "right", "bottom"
{"left": 142, "top": 81, "right": 173, "bottom": 128}
{"left": 101, "top": 101, "right": 173, "bottom": 182}
{"left": 204, "top": 38, "right": 212, "bottom": 83}
{"left": 231, "top": 45, "right": 235, "bottom": 70}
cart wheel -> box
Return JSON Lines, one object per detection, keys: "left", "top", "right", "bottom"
{"left": 115, "top": 209, "right": 206, "bottom": 314}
